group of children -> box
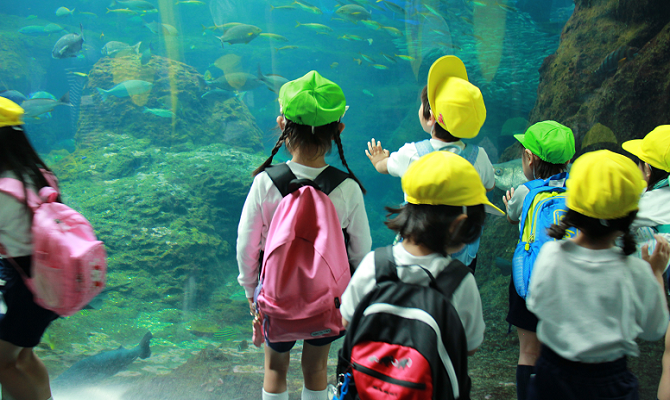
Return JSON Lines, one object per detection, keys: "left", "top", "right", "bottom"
{"left": 236, "top": 55, "right": 670, "bottom": 400}
{"left": 0, "top": 52, "right": 668, "bottom": 400}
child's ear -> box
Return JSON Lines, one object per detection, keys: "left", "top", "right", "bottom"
{"left": 449, "top": 213, "right": 468, "bottom": 235}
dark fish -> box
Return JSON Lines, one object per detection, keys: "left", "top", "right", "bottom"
{"left": 218, "top": 24, "right": 262, "bottom": 47}
{"left": 52, "top": 23, "right": 84, "bottom": 59}
{"left": 0, "top": 90, "right": 28, "bottom": 104}
{"left": 257, "top": 65, "right": 288, "bottom": 94}
{"left": 52, "top": 332, "right": 152, "bottom": 388}
{"left": 206, "top": 72, "right": 261, "bottom": 92}
{"left": 593, "top": 45, "right": 639, "bottom": 77}
{"left": 495, "top": 257, "right": 512, "bottom": 276}
{"left": 140, "top": 42, "right": 153, "bottom": 65}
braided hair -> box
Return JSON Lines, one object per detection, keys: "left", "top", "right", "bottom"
{"left": 548, "top": 209, "right": 638, "bottom": 255}
{"left": 252, "top": 119, "right": 366, "bottom": 194}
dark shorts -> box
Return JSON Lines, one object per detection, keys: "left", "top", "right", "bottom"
{"left": 0, "top": 257, "right": 58, "bottom": 348}
{"left": 267, "top": 331, "right": 345, "bottom": 353}
{"left": 528, "top": 345, "right": 638, "bottom": 400}
{"left": 506, "top": 276, "right": 538, "bottom": 332}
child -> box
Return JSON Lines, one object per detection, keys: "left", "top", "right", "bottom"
{"left": 620, "top": 126, "right": 670, "bottom": 400}
{"left": 502, "top": 120, "right": 575, "bottom": 400}
{"left": 366, "top": 55, "right": 496, "bottom": 272}
{"left": 0, "top": 97, "right": 58, "bottom": 400}
{"left": 341, "top": 150, "right": 504, "bottom": 364}
{"left": 526, "top": 150, "right": 669, "bottom": 400}
{"left": 236, "top": 71, "right": 372, "bottom": 400}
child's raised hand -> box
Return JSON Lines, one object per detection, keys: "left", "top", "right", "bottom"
{"left": 366, "top": 138, "right": 389, "bottom": 162}
{"left": 502, "top": 187, "right": 515, "bottom": 210}
{"left": 642, "top": 234, "right": 670, "bottom": 276}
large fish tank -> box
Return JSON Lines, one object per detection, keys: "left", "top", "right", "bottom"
{"left": 1, "top": 0, "right": 669, "bottom": 398}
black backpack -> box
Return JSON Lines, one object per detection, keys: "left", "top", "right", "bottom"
{"left": 336, "top": 245, "right": 472, "bottom": 400}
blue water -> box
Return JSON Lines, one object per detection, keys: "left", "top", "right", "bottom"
{"left": 0, "top": 0, "right": 591, "bottom": 398}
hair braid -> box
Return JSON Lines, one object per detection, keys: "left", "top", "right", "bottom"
{"left": 333, "top": 133, "right": 366, "bottom": 194}
{"left": 252, "top": 129, "right": 288, "bottom": 176}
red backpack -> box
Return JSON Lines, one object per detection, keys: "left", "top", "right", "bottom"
{"left": 254, "top": 163, "right": 351, "bottom": 342}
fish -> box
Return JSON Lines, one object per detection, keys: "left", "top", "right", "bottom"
{"left": 218, "top": 24, "right": 262, "bottom": 47}
{"left": 237, "top": 340, "right": 249, "bottom": 351}
{"left": 581, "top": 123, "right": 617, "bottom": 149}
{"left": 51, "top": 332, "right": 152, "bottom": 388}
{"left": 175, "top": 0, "right": 206, "bottom": 4}
{"left": 259, "top": 33, "right": 289, "bottom": 42}
{"left": 377, "top": 0, "right": 405, "bottom": 15}
{"left": 55, "top": 7, "right": 75, "bottom": 17}
{"left": 106, "top": 8, "right": 138, "bottom": 15}
{"left": 382, "top": 26, "right": 403, "bottom": 37}
{"left": 270, "top": 5, "right": 296, "bottom": 10}
{"left": 206, "top": 73, "right": 261, "bottom": 91}
{"left": 381, "top": 53, "right": 396, "bottom": 63}
{"left": 109, "top": 0, "right": 157, "bottom": 11}
{"left": 140, "top": 42, "right": 153, "bottom": 65}
{"left": 257, "top": 65, "right": 289, "bottom": 94}
{"left": 295, "top": 22, "right": 332, "bottom": 33}
{"left": 495, "top": 257, "right": 512, "bottom": 276}
{"left": 29, "top": 91, "right": 58, "bottom": 118}
{"left": 371, "top": 64, "right": 388, "bottom": 70}
{"left": 352, "top": 57, "right": 362, "bottom": 65}
{"left": 79, "top": 11, "right": 98, "bottom": 17}
{"left": 213, "top": 327, "right": 237, "bottom": 340}
{"left": 275, "top": 45, "right": 298, "bottom": 52}
{"left": 394, "top": 54, "right": 414, "bottom": 61}
{"left": 143, "top": 107, "right": 175, "bottom": 118}
{"left": 338, "top": 34, "right": 364, "bottom": 41}
{"left": 493, "top": 159, "right": 527, "bottom": 191}
{"left": 330, "top": 62, "right": 338, "bottom": 68}
{"left": 51, "top": 23, "right": 84, "bottom": 59}
{"left": 359, "top": 53, "right": 375, "bottom": 63}
{"left": 362, "top": 89, "right": 374, "bottom": 97}
{"left": 18, "top": 26, "right": 50, "bottom": 36}
{"left": 0, "top": 90, "right": 28, "bottom": 104}
{"left": 21, "top": 92, "right": 72, "bottom": 118}
{"left": 96, "top": 80, "right": 153, "bottom": 101}
{"left": 146, "top": 22, "right": 179, "bottom": 36}
{"left": 201, "top": 89, "right": 236, "bottom": 99}
{"left": 361, "top": 20, "right": 382, "bottom": 30}
{"left": 293, "top": 0, "right": 322, "bottom": 14}
{"left": 496, "top": 2, "right": 518, "bottom": 12}
{"left": 336, "top": 4, "right": 371, "bottom": 22}
{"left": 101, "top": 41, "right": 141, "bottom": 57}
{"left": 593, "top": 45, "right": 639, "bottom": 77}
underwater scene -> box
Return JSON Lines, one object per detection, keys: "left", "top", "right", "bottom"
{"left": 2, "top": 0, "right": 670, "bottom": 398}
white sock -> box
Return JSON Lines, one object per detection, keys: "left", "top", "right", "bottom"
{"left": 262, "top": 389, "right": 288, "bottom": 400}
{"left": 301, "top": 386, "right": 327, "bottom": 400}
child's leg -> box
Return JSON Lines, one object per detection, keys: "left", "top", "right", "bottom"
{"left": 658, "top": 324, "right": 670, "bottom": 400}
{"left": 264, "top": 344, "right": 291, "bottom": 394}
{"left": 301, "top": 342, "right": 330, "bottom": 391}
{"left": 517, "top": 328, "right": 540, "bottom": 400}
{"left": 0, "top": 341, "right": 51, "bottom": 400}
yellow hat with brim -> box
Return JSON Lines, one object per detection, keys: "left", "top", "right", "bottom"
{"left": 0, "top": 97, "right": 24, "bottom": 128}
{"left": 622, "top": 125, "right": 670, "bottom": 172}
{"left": 566, "top": 150, "right": 646, "bottom": 220}
{"left": 402, "top": 151, "right": 504, "bottom": 216}
{"left": 427, "top": 56, "right": 486, "bottom": 139}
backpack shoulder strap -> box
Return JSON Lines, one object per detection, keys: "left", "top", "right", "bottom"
{"left": 265, "top": 163, "right": 297, "bottom": 198}
{"left": 461, "top": 144, "right": 479, "bottom": 166}
{"left": 414, "top": 139, "right": 434, "bottom": 157}
{"left": 0, "top": 178, "right": 41, "bottom": 211}
{"left": 314, "top": 166, "right": 349, "bottom": 195}
{"left": 434, "top": 259, "right": 471, "bottom": 300}
{"left": 373, "top": 245, "right": 399, "bottom": 283}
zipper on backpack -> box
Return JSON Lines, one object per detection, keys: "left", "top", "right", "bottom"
{"left": 352, "top": 362, "right": 427, "bottom": 390}
{"left": 528, "top": 194, "right": 564, "bottom": 244}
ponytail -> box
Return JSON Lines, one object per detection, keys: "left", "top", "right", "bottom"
{"left": 252, "top": 129, "right": 288, "bottom": 176}
{"left": 333, "top": 132, "right": 366, "bottom": 194}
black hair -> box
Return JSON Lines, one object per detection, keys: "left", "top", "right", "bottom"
{"left": 252, "top": 119, "right": 366, "bottom": 194}
{"left": 420, "top": 85, "right": 459, "bottom": 143}
{"left": 0, "top": 126, "right": 54, "bottom": 209}
{"left": 385, "top": 203, "right": 485, "bottom": 257}
{"left": 643, "top": 162, "right": 670, "bottom": 191}
{"left": 521, "top": 144, "right": 569, "bottom": 179}
{"left": 548, "top": 209, "right": 638, "bottom": 255}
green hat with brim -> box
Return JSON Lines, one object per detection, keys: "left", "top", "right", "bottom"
{"left": 514, "top": 120, "right": 575, "bottom": 164}
{"left": 278, "top": 70, "right": 346, "bottom": 127}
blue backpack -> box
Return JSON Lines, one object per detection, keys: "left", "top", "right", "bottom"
{"left": 512, "top": 172, "right": 577, "bottom": 299}
{"left": 416, "top": 140, "right": 481, "bottom": 266}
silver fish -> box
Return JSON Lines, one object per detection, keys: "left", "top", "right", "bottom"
{"left": 51, "top": 23, "right": 84, "bottom": 59}
{"left": 21, "top": 92, "right": 72, "bottom": 118}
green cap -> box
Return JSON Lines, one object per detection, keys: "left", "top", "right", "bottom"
{"left": 278, "top": 70, "right": 346, "bottom": 127}
{"left": 514, "top": 120, "right": 575, "bottom": 164}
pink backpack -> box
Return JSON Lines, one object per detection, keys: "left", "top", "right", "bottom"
{"left": 0, "top": 174, "right": 106, "bottom": 316}
{"left": 254, "top": 164, "right": 351, "bottom": 343}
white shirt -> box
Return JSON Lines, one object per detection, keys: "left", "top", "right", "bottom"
{"left": 0, "top": 171, "right": 33, "bottom": 257}
{"left": 341, "top": 243, "right": 485, "bottom": 352}
{"left": 527, "top": 240, "right": 668, "bottom": 363}
{"left": 236, "top": 161, "right": 372, "bottom": 298}
{"left": 386, "top": 139, "right": 495, "bottom": 190}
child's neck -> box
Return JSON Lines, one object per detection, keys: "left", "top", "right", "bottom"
{"left": 571, "top": 231, "right": 619, "bottom": 250}
{"left": 401, "top": 239, "right": 433, "bottom": 256}
{"left": 290, "top": 149, "right": 326, "bottom": 168}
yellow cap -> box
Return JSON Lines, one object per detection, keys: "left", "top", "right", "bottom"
{"left": 0, "top": 97, "right": 23, "bottom": 128}
{"left": 566, "top": 150, "right": 646, "bottom": 220}
{"left": 402, "top": 151, "right": 504, "bottom": 216}
{"left": 427, "top": 56, "right": 486, "bottom": 139}
{"left": 622, "top": 125, "right": 670, "bottom": 172}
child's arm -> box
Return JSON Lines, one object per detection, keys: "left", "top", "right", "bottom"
{"left": 366, "top": 138, "right": 390, "bottom": 174}
{"left": 642, "top": 234, "right": 670, "bottom": 291}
